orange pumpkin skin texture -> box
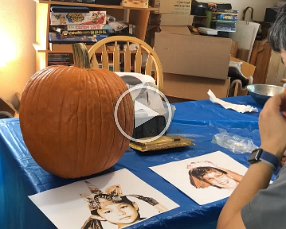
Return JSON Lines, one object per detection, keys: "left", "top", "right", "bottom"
{"left": 19, "top": 66, "right": 134, "bottom": 178}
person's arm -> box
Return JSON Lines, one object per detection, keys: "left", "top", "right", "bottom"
{"left": 217, "top": 92, "right": 286, "bottom": 229}
{"left": 217, "top": 163, "right": 273, "bottom": 229}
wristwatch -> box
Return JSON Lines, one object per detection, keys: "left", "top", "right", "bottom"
{"left": 248, "top": 148, "right": 280, "bottom": 171}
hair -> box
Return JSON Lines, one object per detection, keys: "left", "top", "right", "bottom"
{"left": 189, "top": 166, "right": 227, "bottom": 189}
{"left": 82, "top": 183, "right": 162, "bottom": 229}
{"left": 90, "top": 194, "right": 137, "bottom": 216}
{"left": 83, "top": 194, "right": 139, "bottom": 229}
{"left": 190, "top": 166, "right": 226, "bottom": 179}
{"left": 268, "top": 4, "right": 286, "bottom": 52}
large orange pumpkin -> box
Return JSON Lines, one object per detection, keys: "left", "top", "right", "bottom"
{"left": 19, "top": 44, "right": 134, "bottom": 178}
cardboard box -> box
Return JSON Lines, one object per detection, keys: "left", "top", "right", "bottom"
{"left": 163, "top": 73, "right": 230, "bottom": 100}
{"left": 159, "top": 0, "right": 192, "bottom": 26}
{"left": 159, "top": 0, "right": 192, "bottom": 14}
{"left": 160, "top": 25, "right": 190, "bottom": 35}
{"left": 161, "top": 14, "right": 194, "bottom": 26}
{"left": 121, "top": 0, "right": 148, "bottom": 8}
{"left": 154, "top": 26, "right": 233, "bottom": 80}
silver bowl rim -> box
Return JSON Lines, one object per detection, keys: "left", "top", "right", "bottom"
{"left": 246, "top": 84, "right": 285, "bottom": 96}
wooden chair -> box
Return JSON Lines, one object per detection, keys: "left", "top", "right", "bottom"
{"left": 88, "top": 36, "right": 163, "bottom": 91}
{"left": 228, "top": 57, "right": 256, "bottom": 97}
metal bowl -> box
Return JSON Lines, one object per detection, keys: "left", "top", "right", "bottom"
{"left": 247, "top": 84, "right": 285, "bottom": 106}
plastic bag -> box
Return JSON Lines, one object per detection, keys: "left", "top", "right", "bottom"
{"left": 212, "top": 129, "right": 257, "bottom": 154}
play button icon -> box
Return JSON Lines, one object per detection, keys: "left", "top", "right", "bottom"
{"left": 114, "top": 85, "right": 172, "bottom": 143}
{"left": 134, "top": 100, "right": 160, "bottom": 128}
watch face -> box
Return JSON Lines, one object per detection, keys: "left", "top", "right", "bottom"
{"left": 248, "top": 148, "right": 262, "bottom": 164}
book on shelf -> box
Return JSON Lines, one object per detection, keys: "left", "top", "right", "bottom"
{"left": 49, "top": 32, "right": 108, "bottom": 44}
{"left": 50, "top": 6, "right": 90, "bottom": 13}
{"left": 211, "top": 9, "right": 239, "bottom": 15}
{"left": 51, "top": 0, "right": 95, "bottom": 3}
{"left": 50, "top": 11, "right": 107, "bottom": 26}
{"left": 211, "top": 21, "right": 237, "bottom": 32}
{"left": 48, "top": 53, "right": 74, "bottom": 66}
{"left": 49, "top": 53, "right": 73, "bottom": 61}
{"left": 50, "top": 24, "right": 113, "bottom": 33}
{"left": 51, "top": 0, "right": 82, "bottom": 2}
{"left": 48, "top": 62, "right": 73, "bottom": 66}
{"left": 206, "top": 8, "right": 238, "bottom": 33}
{"left": 61, "top": 29, "right": 109, "bottom": 37}
{"left": 211, "top": 14, "right": 238, "bottom": 21}
{"left": 67, "top": 24, "right": 106, "bottom": 31}
{"left": 49, "top": 43, "right": 93, "bottom": 52}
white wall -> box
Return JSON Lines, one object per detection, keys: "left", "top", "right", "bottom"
{"left": 0, "top": 0, "right": 36, "bottom": 104}
{"left": 200, "top": 0, "right": 278, "bottom": 21}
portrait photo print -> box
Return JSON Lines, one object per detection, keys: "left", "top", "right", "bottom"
{"left": 150, "top": 151, "right": 248, "bottom": 205}
{"left": 29, "top": 169, "right": 179, "bottom": 229}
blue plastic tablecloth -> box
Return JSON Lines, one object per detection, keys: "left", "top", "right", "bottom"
{"left": 0, "top": 96, "right": 261, "bottom": 229}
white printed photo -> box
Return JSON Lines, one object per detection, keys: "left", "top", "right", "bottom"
{"left": 29, "top": 169, "right": 179, "bottom": 229}
{"left": 150, "top": 151, "right": 248, "bottom": 205}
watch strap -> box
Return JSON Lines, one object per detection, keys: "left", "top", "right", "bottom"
{"left": 259, "top": 150, "right": 280, "bottom": 171}
{"left": 249, "top": 148, "right": 280, "bottom": 171}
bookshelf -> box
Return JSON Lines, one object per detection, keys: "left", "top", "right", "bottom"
{"left": 34, "top": 0, "right": 158, "bottom": 71}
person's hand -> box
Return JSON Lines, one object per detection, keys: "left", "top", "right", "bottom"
{"left": 259, "top": 91, "right": 286, "bottom": 159}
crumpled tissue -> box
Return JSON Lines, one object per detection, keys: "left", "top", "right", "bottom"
{"left": 208, "top": 89, "right": 258, "bottom": 113}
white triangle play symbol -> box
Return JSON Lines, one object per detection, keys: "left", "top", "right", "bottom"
{"left": 134, "top": 101, "right": 160, "bottom": 128}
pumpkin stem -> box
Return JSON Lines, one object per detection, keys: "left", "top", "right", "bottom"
{"left": 72, "top": 43, "right": 91, "bottom": 69}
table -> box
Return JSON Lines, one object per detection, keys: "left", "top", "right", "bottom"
{"left": 0, "top": 96, "right": 262, "bottom": 229}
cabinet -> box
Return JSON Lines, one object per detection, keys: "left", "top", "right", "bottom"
{"left": 249, "top": 40, "right": 272, "bottom": 84}
{"left": 265, "top": 51, "right": 286, "bottom": 86}
{"left": 34, "top": 0, "right": 158, "bottom": 71}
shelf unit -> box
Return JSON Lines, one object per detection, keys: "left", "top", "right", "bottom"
{"left": 34, "top": 0, "right": 158, "bottom": 71}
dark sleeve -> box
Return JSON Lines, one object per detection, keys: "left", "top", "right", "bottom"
{"left": 241, "top": 167, "right": 286, "bottom": 229}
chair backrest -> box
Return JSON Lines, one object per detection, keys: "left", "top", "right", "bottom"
{"left": 88, "top": 36, "right": 163, "bottom": 91}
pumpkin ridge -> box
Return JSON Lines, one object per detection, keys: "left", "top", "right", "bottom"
{"left": 50, "top": 67, "right": 82, "bottom": 174}
{"left": 97, "top": 70, "right": 123, "bottom": 170}
{"left": 113, "top": 70, "right": 134, "bottom": 136}
{"left": 83, "top": 72, "right": 96, "bottom": 174}
{"left": 74, "top": 68, "right": 86, "bottom": 174}
{"left": 20, "top": 68, "right": 62, "bottom": 172}
{"left": 44, "top": 68, "right": 71, "bottom": 172}
{"left": 111, "top": 73, "right": 129, "bottom": 154}
{"left": 53, "top": 68, "right": 73, "bottom": 167}
{"left": 92, "top": 70, "right": 116, "bottom": 172}
{"left": 83, "top": 70, "right": 90, "bottom": 174}
{"left": 85, "top": 69, "right": 103, "bottom": 174}
{"left": 91, "top": 74, "right": 102, "bottom": 172}
{"left": 75, "top": 71, "right": 91, "bottom": 172}
{"left": 104, "top": 70, "right": 133, "bottom": 166}
{"left": 22, "top": 68, "right": 60, "bottom": 145}
{"left": 83, "top": 69, "right": 102, "bottom": 175}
